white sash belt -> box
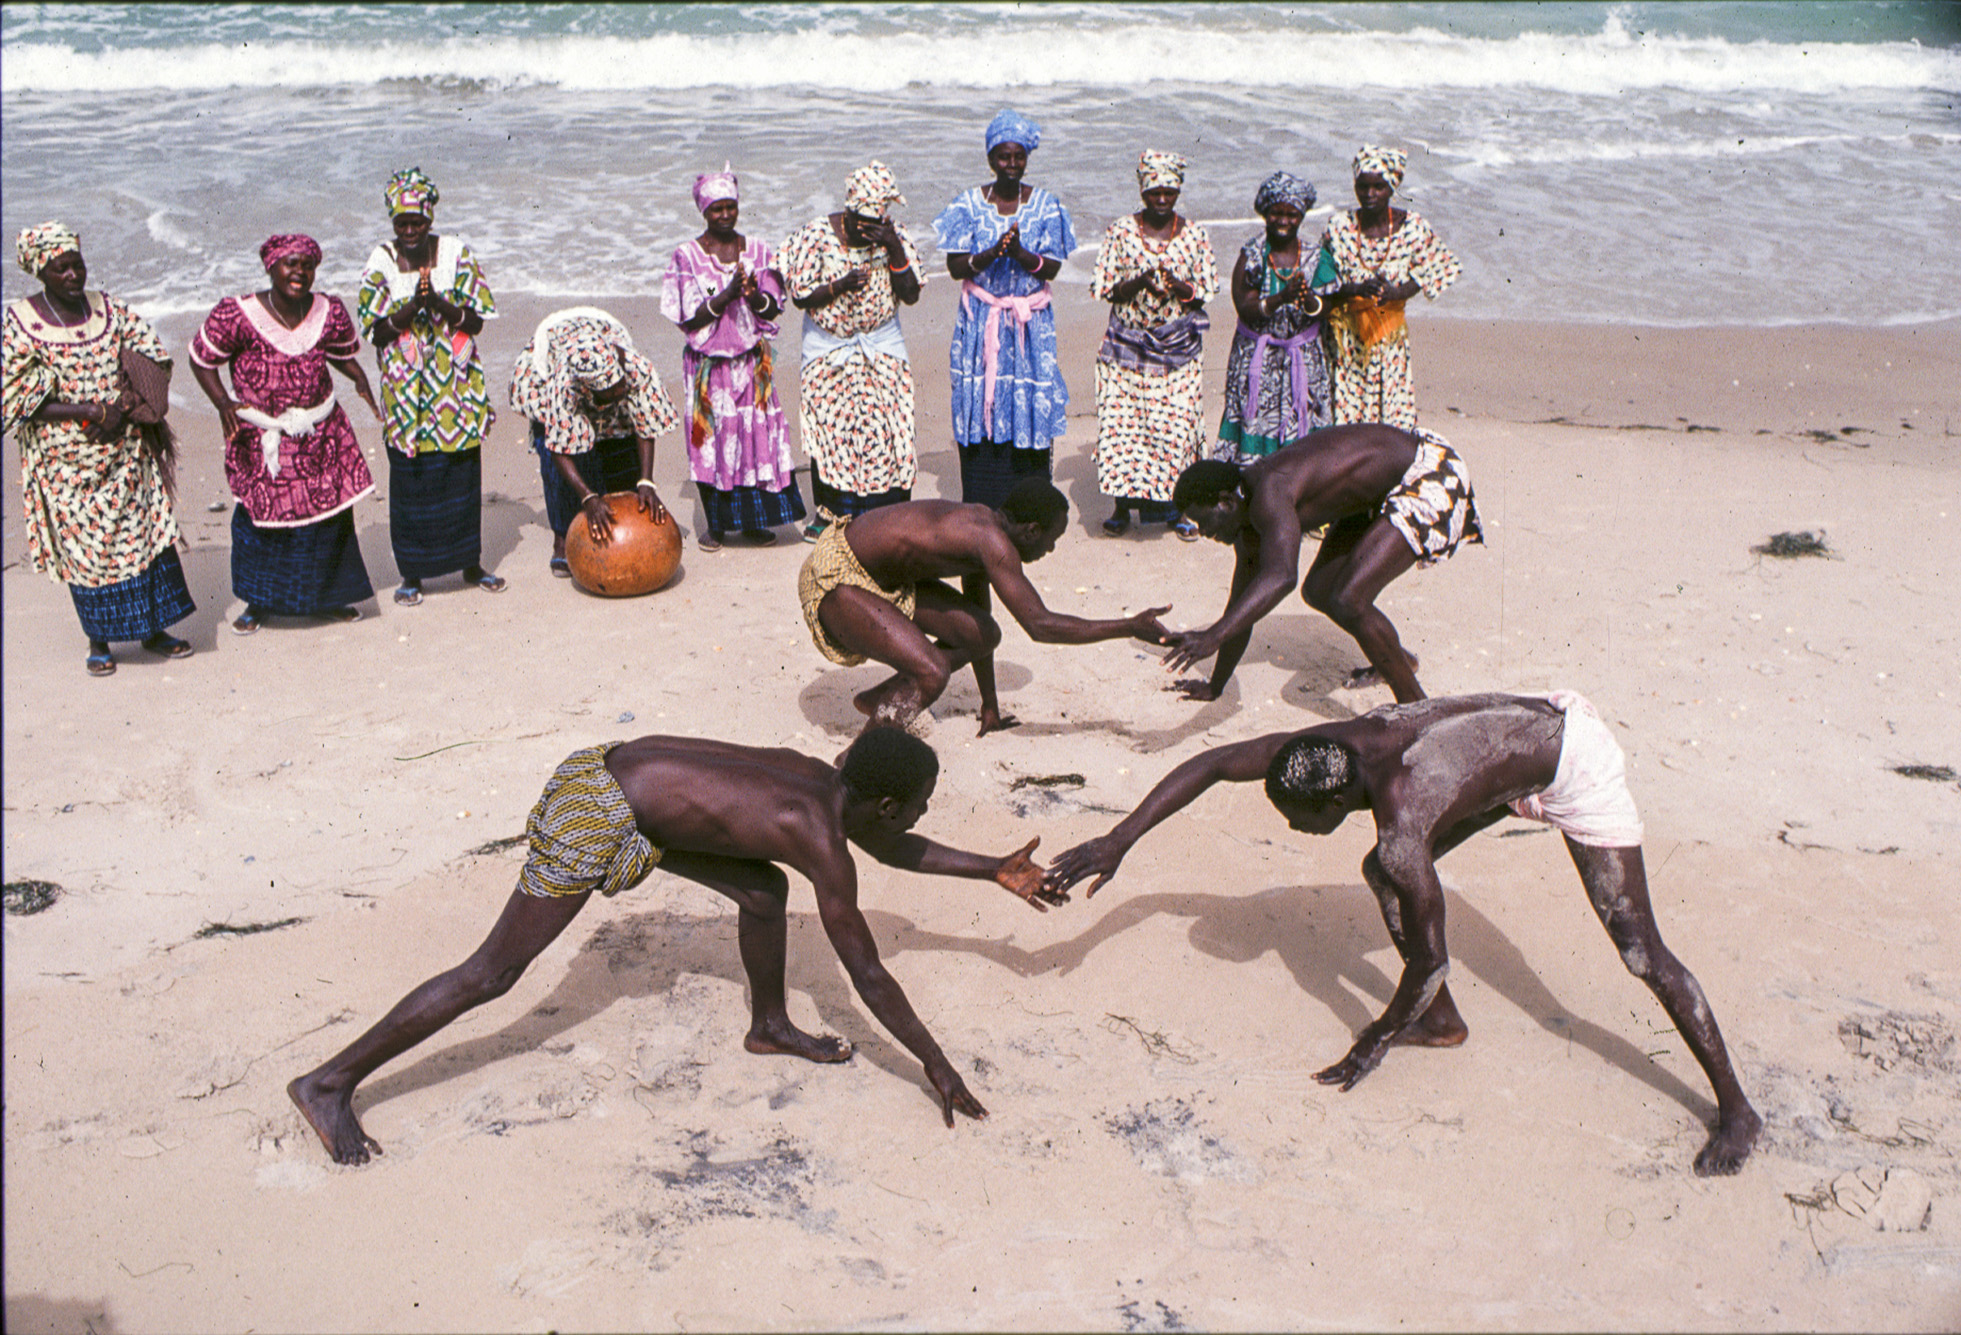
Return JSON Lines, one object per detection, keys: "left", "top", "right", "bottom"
{"left": 238, "top": 391, "right": 336, "bottom": 478}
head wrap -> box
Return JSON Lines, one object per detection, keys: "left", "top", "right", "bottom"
{"left": 384, "top": 166, "right": 440, "bottom": 219}
{"left": 259, "top": 233, "right": 323, "bottom": 271}
{"left": 565, "top": 341, "right": 624, "bottom": 390}
{"left": 1352, "top": 145, "right": 1407, "bottom": 189}
{"left": 693, "top": 162, "right": 739, "bottom": 214}
{"left": 16, "top": 221, "right": 80, "bottom": 276}
{"left": 1254, "top": 171, "right": 1316, "bottom": 216}
{"left": 985, "top": 108, "right": 1041, "bottom": 154}
{"left": 844, "top": 161, "right": 905, "bottom": 219}
{"left": 1136, "top": 149, "right": 1187, "bottom": 192}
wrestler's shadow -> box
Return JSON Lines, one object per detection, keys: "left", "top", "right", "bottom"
{"left": 860, "top": 881, "right": 1716, "bottom": 1122}
{"left": 354, "top": 901, "right": 932, "bottom": 1116}
{"left": 1242, "top": 612, "right": 1387, "bottom": 721}
{"left": 795, "top": 660, "right": 1037, "bottom": 739}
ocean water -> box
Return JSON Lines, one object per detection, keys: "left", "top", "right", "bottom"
{"left": 3, "top": 2, "right": 1957, "bottom": 326}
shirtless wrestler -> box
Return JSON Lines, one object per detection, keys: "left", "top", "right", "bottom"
{"left": 1163, "top": 423, "right": 1482, "bottom": 704}
{"left": 1046, "top": 692, "right": 1762, "bottom": 1176}
{"left": 289, "top": 729, "right": 1058, "bottom": 1164}
{"left": 798, "top": 477, "right": 1171, "bottom": 735}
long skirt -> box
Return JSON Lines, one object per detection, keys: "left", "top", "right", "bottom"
{"left": 958, "top": 439, "right": 1053, "bottom": 510}
{"left": 69, "top": 545, "right": 196, "bottom": 641}
{"left": 534, "top": 428, "right": 641, "bottom": 538}
{"left": 388, "top": 447, "right": 482, "bottom": 579}
{"left": 810, "top": 462, "right": 909, "bottom": 521}
{"left": 1093, "top": 359, "right": 1205, "bottom": 505}
{"left": 699, "top": 480, "right": 807, "bottom": 535}
{"left": 232, "top": 506, "right": 374, "bottom": 615}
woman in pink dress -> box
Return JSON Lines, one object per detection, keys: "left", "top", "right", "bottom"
{"left": 659, "top": 166, "right": 803, "bottom": 549}
{"left": 191, "top": 234, "right": 381, "bottom": 634}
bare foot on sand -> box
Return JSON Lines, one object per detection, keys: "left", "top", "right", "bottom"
{"left": 1693, "top": 1105, "right": 1763, "bottom": 1177}
{"left": 288, "top": 1072, "right": 383, "bottom": 1166}
{"left": 744, "top": 1020, "right": 854, "bottom": 1063}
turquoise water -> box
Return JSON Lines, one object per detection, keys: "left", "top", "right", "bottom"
{"left": 4, "top": 2, "right": 1957, "bottom": 324}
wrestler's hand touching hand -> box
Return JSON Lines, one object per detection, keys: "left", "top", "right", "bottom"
{"left": 995, "top": 837, "right": 1066, "bottom": 911}
{"left": 1163, "top": 627, "right": 1225, "bottom": 675}
{"left": 925, "top": 1055, "right": 987, "bottom": 1127}
{"left": 1129, "top": 605, "right": 1174, "bottom": 646}
{"left": 1046, "top": 834, "right": 1128, "bottom": 899}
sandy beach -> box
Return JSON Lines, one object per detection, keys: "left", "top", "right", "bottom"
{"left": 5, "top": 277, "right": 1960, "bottom": 1331}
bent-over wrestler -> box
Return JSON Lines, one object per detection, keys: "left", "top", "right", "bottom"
{"left": 799, "top": 478, "right": 1170, "bottom": 735}
{"left": 1164, "top": 423, "right": 1481, "bottom": 703}
{"left": 290, "top": 729, "right": 1056, "bottom": 1164}
{"left": 1046, "top": 692, "right": 1761, "bottom": 1176}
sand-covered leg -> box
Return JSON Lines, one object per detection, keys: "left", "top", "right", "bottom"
{"left": 1362, "top": 850, "right": 1469, "bottom": 1047}
{"left": 289, "top": 887, "right": 590, "bottom": 1165}
{"left": 1569, "top": 839, "right": 1761, "bottom": 1175}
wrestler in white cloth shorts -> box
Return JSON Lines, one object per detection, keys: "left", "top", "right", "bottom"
{"left": 1508, "top": 690, "right": 1644, "bottom": 848}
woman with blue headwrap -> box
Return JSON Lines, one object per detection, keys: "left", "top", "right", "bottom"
{"left": 1215, "top": 171, "right": 1341, "bottom": 464}
{"left": 933, "top": 109, "right": 1077, "bottom": 515}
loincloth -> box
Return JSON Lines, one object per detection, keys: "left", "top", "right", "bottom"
{"left": 797, "top": 516, "right": 917, "bottom": 666}
{"left": 1508, "top": 691, "right": 1644, "bottom": 848}
{"left": 1382, "top": 428, "right": 1484, "bottom": 566}
{"left": 517, "top": 742, "right": 663, "bottom": 899}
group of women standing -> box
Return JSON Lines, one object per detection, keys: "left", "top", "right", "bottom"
{"left": 4, "top": 117, "right": 1458, "bottom": 675}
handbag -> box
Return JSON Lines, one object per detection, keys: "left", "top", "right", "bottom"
{"left": 117, "top": 346, "right": 178, "bottom": 499}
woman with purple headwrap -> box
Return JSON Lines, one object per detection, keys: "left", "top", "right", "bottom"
{"left": 4, "top": 221, "right": 195, "bottom": 675}
{"left": 191, "top": 233, "right": 382, "bottom": 634}
{"left": 357, "top": 166, "right": 504, "bottom": 605}
{"left": 933, "top": 109, "right": 1077, "bottom": 513}
{"left": 1215, "top": 171, "right": 1341, "bottom": 464}
{"left": 1321, "top": 145, "right": 1461, "bottom": 430}
{"left": 660, "top": 165, "right": 804, "bottom": 550}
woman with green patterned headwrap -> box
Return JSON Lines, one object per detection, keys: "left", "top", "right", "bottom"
{"left": 357, "top": 167, "right": 505, "bottom": 606}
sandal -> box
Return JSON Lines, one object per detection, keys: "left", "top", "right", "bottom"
{"left": 697, "top": 531, "right": 724, "bottom": 553}
{"left": 1172, "top": 518, "right": 1201, "bottom": 542}
{"left": 742, "top": 528, "right": 777, "bottom": 546}
{"left": 316, "top": 606, "right": 361, "bottom": 624}
{"left": 474, "top": 572, "right": 508, "bottom": 593}
{"left": 86, "top": 649, "right": 117, "bottom": 677}
{"left": 393, "top": 585, "right": 423, "bottom": 607}
{"left": 231, "top": 611, "right": 262, "bottom": 636}
{"left": 141, "top": 632, "right": 194, "bottom": 659}
{"left": 549, "top": 555, "right": 572, "bottom": 578}
{"left": 1101, "top": 515, "right": 1130, "bottom": 537}
{"left": 801, "top": 518, "right": 830, "bottom": 544}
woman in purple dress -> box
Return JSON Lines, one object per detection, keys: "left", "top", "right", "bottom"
{"left": 659, "top": 166, "right": 804, "bottom": 549}
{"left": 191, "top": 234, "right": 382, "bottom": 634}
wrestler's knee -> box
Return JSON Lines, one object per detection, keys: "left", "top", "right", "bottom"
{"left": 1319, "top": 582, "right": 1376, "bottom": 628}
{"left": 735, "top": 864, "right": 791, "bottom": 910}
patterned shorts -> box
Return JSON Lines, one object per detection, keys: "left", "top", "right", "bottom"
{"left": 517, "top": 742, "right": 663, "bottom": 899}
{"left": 797, "top": 517, "right": 918, "bottom": 666}
{"left": 1382, "top": 429, "right": 1484, "bottom": 566}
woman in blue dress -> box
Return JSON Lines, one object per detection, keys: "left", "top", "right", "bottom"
{"left": 934, "top": 108, "right": 1077, "bottom": 523}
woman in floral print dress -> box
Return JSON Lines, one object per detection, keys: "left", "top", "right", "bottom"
{"left": 1090, "top": 150, "right": 1220, "bottom": 538}
{"left": 778, "top": 161, "right": 923, "bottom": 541}
{"left": 3, "top": 222, "right": 195, "bottom": 675}
{"left": 1321, "top": 145, "right": 1461, "bottom": 430}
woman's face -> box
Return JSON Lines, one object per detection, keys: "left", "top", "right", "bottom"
{"left": 703, "top": 199, "right": 740, "bottom": 237}
{"left": 1140, "top": 186, "right": 1180, "bottom": 218}
{"left": 38, "top": 249, "right": 87, "bottom": 300}
{"left": 1262, "top": 203, "right": 1304, "bottom": 246}
{"left": 392, "top": 211, "right": 432, "bottom": 252}
{"left": 269, "top": 254, "right": 318, "bottom": 300}
{"left": 1353, "top": 172, "right": 1393, "bottom": 212}
{"left": 987, "top": 142, "right": 1028, "bottom": 186}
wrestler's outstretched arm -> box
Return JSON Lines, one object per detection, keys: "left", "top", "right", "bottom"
{"left": 1045, "top": 733, "right": 1295, "bottom": 897}
{"left": 858, "top": 829, "right": 1060, "bottom": 911}
{"left": 982, "top": 534, "right": 1170, "bottom": 647}
{"left": 795, "top": 830, "right": 988, "bottom": 1128}
{"left": 1313, "top": 832, "right": 1451, "bottom": 1090}
{"left": 1164, "top": 497, "right": 1305, "bottom": 674}
{"left": 1175, "top": 537, "right": 1257, "bottom": 700}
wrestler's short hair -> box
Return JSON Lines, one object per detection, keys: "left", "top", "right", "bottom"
{"left": 1265, "top": 735, "right": 1360, "bottom": 810}
{"left": 842, "top": 727, "right": 939, "bottom": 804}
{"left": 1173, "top": 459, "right": 1244, "bottom": 512}
{"left": 1001, "top": 477, "right": 1069, "bottom": 530}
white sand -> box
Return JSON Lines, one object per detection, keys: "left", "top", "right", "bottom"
{"left": 5, "top": 282, "right": 1959, "bottom": 1332}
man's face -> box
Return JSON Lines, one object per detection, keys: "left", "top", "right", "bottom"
{"left": 1274, "top": 795, "right": 1349, "bottom": 836}
{"left": 1010, "top": 514, "right": 1067, "bottom": 563}
{"left": 1185, "top": 495, "right": 1242, "bottom": 544}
